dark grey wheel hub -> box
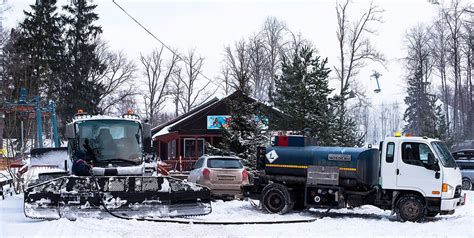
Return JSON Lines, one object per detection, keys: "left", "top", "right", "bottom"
{"left": 462, "top": 179, "right": 472, "bottom": 190}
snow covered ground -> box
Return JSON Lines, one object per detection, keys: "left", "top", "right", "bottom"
{"left": 1, "top": 191, "right": 473, "bottom": 237}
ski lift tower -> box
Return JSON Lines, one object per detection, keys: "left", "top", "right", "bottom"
{"left": 0, "top": 88, "right": 60, "bottom": 150}
{"left": 371, "top": 71, "right": 382, "bottom": 93}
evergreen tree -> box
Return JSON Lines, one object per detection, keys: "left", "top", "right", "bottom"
{"left": 60, "top": 0, "right": 105, "bottom": 120}
{"left": 273, "top": 45, "right": 333, "bottom": 145}
{"left": 435, "top": 104, "right": 450, "bottom": 142}
{"left": 403, "top": 70, "right": 440, "bottom": 138}
{"left": 9, "top": 0, "right": 64, "bottom": 99}
{"left": 221, "top": 91, "right": 269, "bottom": 171}
{"left": 331, "top": 93, "right": 364, "bottom": 147}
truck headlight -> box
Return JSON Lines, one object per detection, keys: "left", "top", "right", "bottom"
{"left": 442, "top": 183, "right": 455, "bottom": 197}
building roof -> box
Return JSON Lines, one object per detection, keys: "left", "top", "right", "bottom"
{"left": 151, "top": 91, "right": 292, "bottom": 140}
{"left": 151, "top": 97, "right": 220, "bottom": 138}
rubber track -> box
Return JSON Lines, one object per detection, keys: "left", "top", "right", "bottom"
{"left": 25, "top": 176, "right": 331, "bottom": 225}
{"left": 102, "top": 203, "right": 329, "bottom": 225}
{"left": 91, "top": 176, "right": 331, "bottom": 225}
{"left": 98, "top": 190, "right": 332, "bottom": 225}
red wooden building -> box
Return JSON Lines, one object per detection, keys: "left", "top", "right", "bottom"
{"left": 152, "top": 92, "right": 288, "bottom": 171}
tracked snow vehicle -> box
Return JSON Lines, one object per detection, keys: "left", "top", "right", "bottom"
{"left": 24, "top": 111, "right": 211, "bottom": 220}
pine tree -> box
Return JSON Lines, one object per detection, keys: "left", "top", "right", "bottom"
{"left": 221, "top": 91, "right": 269, "bottom": 170}
{"left": 273, "top": 45, "right": 333, "bottom": 145}
{"left": 9, "top": 0, "right": 64, "bottom": 99}
{"left": 60, "top": 0, "right": 105, "bottom": 120}
{"left": 331, "top": 92, "right": 364, "bottom": 147}
{"left": 403, "top": 70, "right": 440, "bottom": 138}
{"left": 435, "top": 104, "right": 450, "bottom": 142}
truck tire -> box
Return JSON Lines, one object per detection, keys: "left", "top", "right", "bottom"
{"left": 290, "top": 188, "right": 306, "bottom": 211}
{"left": 426, "top": 211, "right": 439, "bottom": 218}
{"left": 462, "top": 178, "right": 472, "bottom": 190}
{"left": 261, "top": 183, "right": 293, "bottom": 214}
{"left": 396, "top": 194, "right": 425, "bottom": 222}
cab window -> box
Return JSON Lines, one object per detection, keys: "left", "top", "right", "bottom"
{"left": 401, "top": 142, "right": 433, "bottom": 167}
{"left": 386, "top": 142, "right": 395, "bottom": 163}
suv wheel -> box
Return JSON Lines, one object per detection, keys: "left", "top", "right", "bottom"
{"left": 462, "top": 178, "right": 472, "bottom": 190}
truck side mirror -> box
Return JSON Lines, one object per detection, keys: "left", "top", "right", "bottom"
{"left": 428, "top": 152, "right": 440, "bottom": 171}
{"left": 65, "top": 124, "right": 75, "bottom": 139}
{"left": 142, "top": 123, "right": 154, "bottom": 154}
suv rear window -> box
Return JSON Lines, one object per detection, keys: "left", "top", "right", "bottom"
{"left": 207, "top": 159, "right": 243, "bottom": 169}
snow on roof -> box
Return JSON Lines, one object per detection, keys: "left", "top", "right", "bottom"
{"left": 152, "top": 99, "right": 220, "bottom": 139}
{"left": 72, "top": 115, "right": 141, "bottom": 124}
{"left": 152, "top": 91, "right": 287, "bottom": 139}
{"left": 152, "top": 97, "right": 220, "bottom": 139}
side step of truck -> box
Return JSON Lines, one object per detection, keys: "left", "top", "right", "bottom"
{"left": 24, "top": 176, "right": 211, "bottom": 220}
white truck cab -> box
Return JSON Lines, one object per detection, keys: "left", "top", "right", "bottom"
{"left": 380, "top": 136, "right": 465, "bottom": 215}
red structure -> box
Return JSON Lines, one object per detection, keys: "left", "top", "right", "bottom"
{"left": 152, "top": 91, "right": 289, "bottom": 172}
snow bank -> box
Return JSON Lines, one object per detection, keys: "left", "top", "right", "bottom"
{"left": 1, "top": 191, "right": 473, "bottom": 237}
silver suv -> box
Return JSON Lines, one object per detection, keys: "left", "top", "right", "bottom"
{"left": 453, "top": 150, "right": 474, "bottom": 190}
{"left": 187, "top": 155, "right": 249, "bottom": 199}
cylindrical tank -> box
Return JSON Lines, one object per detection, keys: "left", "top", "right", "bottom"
{"left": 264, "top": 146, "right": 380, "bottom": 187}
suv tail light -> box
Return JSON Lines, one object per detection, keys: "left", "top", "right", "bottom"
{"left": 242, "top": 169, "right": 248, "bottom": 182}
{"left": 202, "top": 168, "right": 210, "bottom": 180}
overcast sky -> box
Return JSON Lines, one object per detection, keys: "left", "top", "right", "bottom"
{"left": 4, "top": 0, "right": 442, "bottom": 111}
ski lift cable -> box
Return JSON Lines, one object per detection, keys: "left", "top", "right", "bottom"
{"left": 112, "top": 0, "right": 215, "bottom": 84}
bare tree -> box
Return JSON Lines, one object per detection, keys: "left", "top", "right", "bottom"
{"left": 404, "top": 24, "right": 434, "bottom": 82}
{"left": 247, "top": 33, "right": 269, "bottom": 100}
{"left": 461, "top": 15, "right": 473, "bottom": 138}
{"left": 224, "top": 40, "right": 252, "bottom": 94}
{"left": 284, "top": 31, "right": 311, "bottom": 59}
{"left": 112, "top": 91, "right": 140, "bottom": 117}
{"left": 174, "top": 49, "right": 213, "bottom": 113}
{"left": 91, "top": 41, "right": 137, "bottom": 114}
{"left": 0, "top": 0, "right": 10, "bottom": 97}
{"left": 431, "top": 16, "right": 451, "bottom": 135}
{"left": 335, "top": 0, "right": 385, "bottom": 99}
{"left": 262, "top": 16, "right": 287, "bottom": 100}
{"left": 442, "top": 0, "right": 465, "bottom": 138}
{"left": 140, "top": 46, "right": 179, "bottom": 126}
{"left": 170, "top": 68, "right": 184, "bottom": 117}
{"left": 217, "top": 65, "right": 232, "bottom": 96}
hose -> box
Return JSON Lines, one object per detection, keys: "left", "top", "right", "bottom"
{"left": 89, "top": 175, "right": 331, "bottom": 225}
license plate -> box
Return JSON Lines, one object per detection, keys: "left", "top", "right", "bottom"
{"left": 218, "top": 176, "right": 235, "bottom": 181}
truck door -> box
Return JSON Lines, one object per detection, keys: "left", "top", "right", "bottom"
{"left": 396, "top": 142, "right": 442, "bottom": 196}
{"left": 380, "top": 141, "right": 398, "bottom": 189}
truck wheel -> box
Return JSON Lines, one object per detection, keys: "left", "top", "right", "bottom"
{"left": 261, "top": 183, "right": 293, "bottom": 214}
{"left": 396, "top": 194, "right": 425, "bottom": 222}
{"left": 426, "top": 211, "right": 438, "bottom": 218}
{"left": 462, "top": 178, "right": 472, "bottom": 190}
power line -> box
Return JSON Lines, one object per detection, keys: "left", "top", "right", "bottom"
{"left": 112, "top": 0, "right": 215, "bottom": 84}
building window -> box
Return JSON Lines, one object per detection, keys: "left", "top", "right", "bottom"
{"left": 184, "top": 138, "right": 205, "bottom": 158}
{"left": 167, "top": 140, "right": 176, "bottom": 159}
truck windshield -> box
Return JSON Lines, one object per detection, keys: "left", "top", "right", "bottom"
{"left": 75, "top": 120, "right": 142, "bottom": 164}
{"left": 431, "top": 142, "right": 458, "bottom": 168}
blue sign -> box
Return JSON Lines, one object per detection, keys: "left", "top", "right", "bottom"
{"left": 207, "top": 116, "right": 231, "bottom": 129}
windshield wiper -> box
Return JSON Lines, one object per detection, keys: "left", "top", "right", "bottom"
{"left": 100, "top": 158, "right": 141, "bottom": 165}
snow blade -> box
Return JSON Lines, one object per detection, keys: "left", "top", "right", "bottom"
{"left": 24, "top": 176, "right": 212, "bottom": 220}
{"left": 30, "top": 147, "right": 68, "bottom": 169}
